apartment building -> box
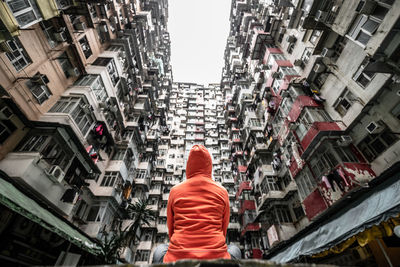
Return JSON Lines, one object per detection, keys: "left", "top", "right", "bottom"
{"left": 0, "top": 0, "right": 172, "bottom": 265}
{"left": 221, "top": 0, "right": 400, "bottom": 265}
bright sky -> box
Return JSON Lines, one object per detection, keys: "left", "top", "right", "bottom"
{"left": 168, "top": 0, "right": 231, "bottom": 84}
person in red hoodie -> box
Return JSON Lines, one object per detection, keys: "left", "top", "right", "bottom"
{"left": 152, "top": 145, "right": 241, "bottom": 263}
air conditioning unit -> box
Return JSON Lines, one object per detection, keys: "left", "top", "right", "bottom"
{"left": 54, "top": 31, "right": 67, "bottom": 42}
{"left": 315, "top": 10, "right": 328, "bottom": 22}
{"left": 46, "top": 165, "right": 65, "bottom": 183}
{"left": 74, "top": 22, "right": 86, "bottom": 31}
{"left": 32, "top": 74, "right": 50, "bottom": 85}
{"left": 99, "top": 24, "right": 108, "bottom": 32}
{"left": 0, "top": 106, "right": 13, "bottom": 120}
{"left": 337, "top": 135, "right": 353, "bottom": 146}
{"left": 294, "top": 59, "right": 304, "bottom": 67}
{"left": 358, "top": 0, "right": 377, "bottom": 15}
{"left": 313, "top": 63, "right": 326, "bottom": 73}
{"left": 321, "top": 47, "right": 334, "bottom": 57}
{"left": 67, "top": 67, "right": 80, "bottom": 77}
{"left": 286, "top": 35, "right": 297, "bottom": 43}
{"left": 366, "top": 121, "right": 384, "bottom": 134}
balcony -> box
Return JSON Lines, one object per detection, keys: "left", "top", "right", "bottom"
{"left": 0, "top": 152, "right": 76, "bottom": 216}
{"left": 256, "top": 180, "right": 297, "bottom": 213}
{"left": 318, "top": 163, "right": 375, "bottom": 208}
{"left": 105, "top": 160, "right": 128, "bottom": 181}
{"left": 133, "top": 177, "right": 150, "bottom": 190}
{"left": 157, "top": 223, "right": 168, "bottom": 233}
{"left": 240, "top": 222, "right": 260, "bottom": 237}
{"left": 149, "top": 187, "right": 161, "bottom": 195}
{"left": 239, "top": 200, "right": 256, "bottom": 215}
{"left": 300, "top": 121, "right": 345, "bottom": 159}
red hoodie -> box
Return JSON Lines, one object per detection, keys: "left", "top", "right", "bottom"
{"left": 163, "top": 145, "right": 231, "bottom": 262}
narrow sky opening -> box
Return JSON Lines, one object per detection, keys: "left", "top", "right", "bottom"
{"left": 168, "top": 0, "right": 231, "bottom": 84}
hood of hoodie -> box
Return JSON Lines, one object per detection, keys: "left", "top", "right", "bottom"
{"left": 186, "top": 145, "right": 212, "bottom": 179}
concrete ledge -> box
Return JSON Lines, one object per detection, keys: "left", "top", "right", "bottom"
{"left": 96, "top": 259, "right": 335, "bottom": 267}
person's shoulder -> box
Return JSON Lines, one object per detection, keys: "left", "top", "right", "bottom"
{"left": 211, "top": 180, "right": 229, "bottom": 194}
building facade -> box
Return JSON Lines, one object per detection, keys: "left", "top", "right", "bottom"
{"left": 221, "top": 0, "right": 400, "bottom": 265}
{"left": 0, "top": 0, "right": 173, "bottom": 265}
{"left": 1, "top": 0, "right": 400, "bottom": 266}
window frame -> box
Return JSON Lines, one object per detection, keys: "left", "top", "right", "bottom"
{"left": 5, "top": 37, "right": 32, "bottom": 72}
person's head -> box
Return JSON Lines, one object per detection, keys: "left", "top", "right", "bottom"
{"left": 186, "top": 145, "right": 212, "bottom": 179}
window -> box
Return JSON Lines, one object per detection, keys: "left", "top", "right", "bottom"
{"left": 261, "top": 176, "right": 282, "bottom": 194}
{"left": 358, "top": 127, "right": 398, "bottom": 162}
{"left": 348, "top": 0, "right": 391, "bottom": 47}
{"left": 135, "top": 250, "right": 150, "bottom": 262}
{"left": 0, "top": 106, "right": 16, "bottom": 143}
{"left": 75, "top": 75, "right": 108, "bottom": 102}
{"left": 74, "top": 200, "right": 88, "bottom": 219}
{"left": 295, "top": 111, "right": 313, "bottom": 140}
{"left": 334, "top": 146, "right": 358, "bottom": 163}
{"left": 293, "top": 204, "right": 305, "bottom": 221}
{"left": 86, "top": 205, "right": 104, "bottom": 222}
{"left": 135, "top": 170, "right": 147, "bottom": 179}
{"left": 295, "top": 167, "right": 317, "bottom": 200}
{"left": 112, "top": 148, "right": 126, "bottom": 161}
{"left": 334, "top": 88, "right": 355, "bottom": 116}
{"left": 301, "top": 48, "right": 313, "bottom": 65}
{"left": 158, "top": 217, "right": 167, "bottom": 224}
{"left": 287, "top": 42, "right": 295, "bottom": 54}
{"left": 310, "top": 144, "right": 339, "bottom": 178}
{"left": 100, "top": 172, "right": 120, "bottom": 187}
{"left": 58, "top": 53, "right": 74, "bottom": 78}
{"left": 49, "top": 97, "right": 95, "bottom": 136}
{"left": 6, "top": 0, "right": 42, "bottom": 28}
{"left": 273, "top": 205, "right": 292, "bottom": 223}
{"left": 5, "top": 37, "right": 32, "bottom": 71}
{"left": 19, "top": 135, "right": 71, "bottom": 170}
{"left": 309, "top": 30, "right": 321, "bottom": 45}
{"left": 353, "top": 58, "right": 375, "bottom": 88}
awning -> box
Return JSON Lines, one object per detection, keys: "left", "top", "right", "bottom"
{"left": 0, "top": 178, "right": 100, "bottom": 255}
{"left": 269, "top": 168, "right": 400, "bottom": 263}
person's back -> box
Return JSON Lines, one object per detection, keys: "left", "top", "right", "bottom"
{"left": 153, "top": 145, "right": 241, "bottom": 263}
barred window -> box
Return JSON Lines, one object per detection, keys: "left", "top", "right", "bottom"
{"left": 5, "top": 37, "right": 32, "bottom": 72}
{"left": 100, "top": 171, "right": 120, "bottom": 187}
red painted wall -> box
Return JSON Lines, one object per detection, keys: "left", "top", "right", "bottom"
{"left": 287, "top": 96, "right": 320, "bottom": 122}
{"left": 300, "top": 121, "right": 342, "bottom": 151}
{"left": 303, "top": 188, "right": 328, "bottom": 220}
